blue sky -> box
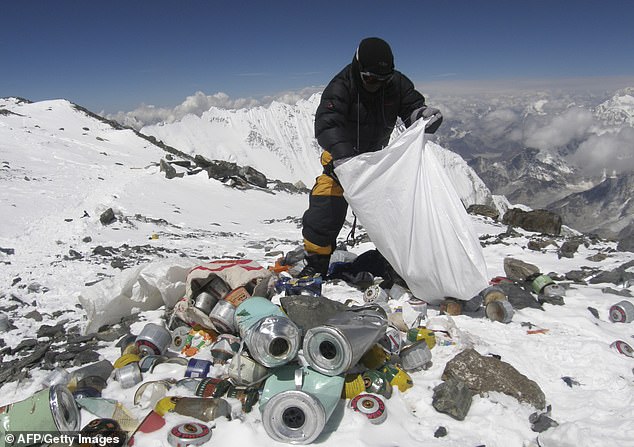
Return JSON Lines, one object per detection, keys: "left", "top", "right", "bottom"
{"left": 2, "top": 0, "right": 634, "bottom": 114}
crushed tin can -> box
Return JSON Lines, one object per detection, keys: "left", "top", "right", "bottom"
{"left": 167, "top": 422, "right": 212, "bottom": 447}
{"left": 136, "top": 323, "right": 172, "bottom": 356}
{"left": 378, "top": 326, "right": 404, "bottom": 355}
{"left": 609, "top": 300, "right": 634, "bottom": 323}
{"left": 364, "top": 285, "right": 389, "bottom": 304}
{"left": 234, "top": 296, "right": 301, "bottom": 368}
{"left": 381, "top": 363, "right": 413, "bottom": 393}
{"left": 485, "top": 300, "right": 514, "bottom": 324}
{"left": 406, "top": 327, "right": 436, "bottom": 350}
{"left": 611, "top": 340, "right": 634, "bottom": 358}
{"left": 195, "top": 378, "right": 231, "bottom": 398}
{"left": 362, "top": 370, "right": 393, "bottom": 399}
{"left": 399, "top": 340, "right": 433, "bottom": 372}
{"left": 275, "top": 275, "right": 322, "bottom": 297}
{"left": 80, "top": 418, "right": 126, "bottom": 446}
{"left": 134, "top": 380, "right": 173, "bottom": 409}
{"left": 303, "top": 306, "right": 388, "bottom": 376}
{"left": 350, "top": 393, "right": 388, "bottom": 425}
{"left": 171, "top": 397, "right": 232, "bottom": 422}
{"left": 210, "top": 334, "right": 241, "bottom": 364}
{"left": 228, "top": 351, "right": 270, "bottom": 386}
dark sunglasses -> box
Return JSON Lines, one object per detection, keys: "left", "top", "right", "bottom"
{"left": 360, "top": 71, "right": 393, "bottom": 84}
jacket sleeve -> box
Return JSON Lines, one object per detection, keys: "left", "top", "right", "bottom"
{"left": 314, "top": 77, "right": 356, "bottom": 160}
{"left": 397, "top": 73, "right": 427, "bottom": 128}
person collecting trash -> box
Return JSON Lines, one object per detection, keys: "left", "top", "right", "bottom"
{"left": 298, "top": 37, "right": 443, "bottom": 278}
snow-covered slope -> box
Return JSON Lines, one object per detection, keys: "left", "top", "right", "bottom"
{"left": 595, "top": 87, "right": 634, "bottom": 126}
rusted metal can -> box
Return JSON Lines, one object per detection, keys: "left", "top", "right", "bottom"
{"left": 609, "top": 300, "right": 634, "bottom": 323}
{"left": 171, "top": 397, "right": 232, "bottom": 422}
{"left": 479, "top": 286, "right": 507, "bottom": 306}
{"left": 485, "top": 300, "right": 514, "bottom": 323}
{"left": 350, "top": 393, "right": 387, "bottom": 424}
{"left": 136, "top": 323, "right": 172, "bottom": 356}
{"left": 440, "top": 299, "right": 462, "bottom": 316}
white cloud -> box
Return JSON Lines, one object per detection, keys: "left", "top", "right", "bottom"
{"left": 105, "top": 88, "right": 321, "bottom": 129}
{"left": 524, "top": 107, "right": 594, "bottom": 150}
{"left": 569, "top": 127, "right": 634, "bottom": 176}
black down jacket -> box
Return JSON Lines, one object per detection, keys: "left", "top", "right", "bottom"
{"left": 314, "top": 56, "right": 427, "bottom": 160}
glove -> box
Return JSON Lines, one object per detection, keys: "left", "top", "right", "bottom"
{"left": 410, "top": 106, "right": 443, "bottom": 134}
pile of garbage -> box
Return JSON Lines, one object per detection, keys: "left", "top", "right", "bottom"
{"left": 1, "top": 253, "right": 632, "bottom": 447}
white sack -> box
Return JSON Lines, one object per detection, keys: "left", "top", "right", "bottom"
{"left": 335, "top": 119, "right": 489, "bottom": 304}
{"left": 78, "top": 257, "right": 196, "bottom": 334}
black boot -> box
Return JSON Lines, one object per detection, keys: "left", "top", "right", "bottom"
{"left": 297, "top": 254, "right": 330, "bottom": 278}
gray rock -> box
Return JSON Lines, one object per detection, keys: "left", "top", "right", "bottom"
{"left": 25, "top": 310, "right": 43, "bottom": 321}
{"left": 558, "top": 240, "right": 581, "bottom": 259}
{"left": 99, "top": 208, "right": 116, "bottom": 225}
{"left": 502, "top": 208, "right": 562, "bottom": 235}
{"left": 503, "top": 257, "right": 540, "bottom": 282}
{"left": 37, "top": 323, "right": 66, "bottom": 339}
{"left": 496, "top": 282, "right": 541, "bottom": 310}
{"left": 239, "top": 166, "right": 268, "bottom": 188}
{"left": 601, "top": 287, "right": 632, "bottom": 297}
{"left": 467, "top": 204, "right": 499, "bottom": 220}
{"left": 160, "top": 158, "right": 179, "bottom": 179}
{"left": 432, "top": 378, "right": 473, "bottom": 421}
{"left": 434, "top": 426, "right": 448, "bottom": 438}
{"left": 442, "top": 348, "right": 546, "bottom": 410}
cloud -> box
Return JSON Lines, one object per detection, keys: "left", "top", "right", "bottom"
{"left": 569, "top": 127, "right": 634, "bottom": 176}
{"left": 106, "top": 88, "right": 321, "bottom": 129}
{"left": 524, "top": 107, "right": 594, "bottom": 150}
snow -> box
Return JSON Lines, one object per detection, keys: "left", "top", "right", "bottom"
{"left": 2, "top": 98, "right": 634, "bottom": 447}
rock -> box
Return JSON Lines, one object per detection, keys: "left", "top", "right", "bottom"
{"left": 586, "top": 253, "right": 608, "bottom": 262}
{"left": 502, "top": 208, "right": 562, "bottom": 235}
{"left": 601, "top": 287, "right": 632, "bottom": 297}
{"left": 538, "top": 294, "right": 565, "bottom": 306}
{"left": 25, "top": 309, "right": 43, "bottom": 321}
{"left": 587, "top": 307, "right": 600, "bottom": 319}
{"left": 442, "top": 348, "right": 546, "bottom": 410}
{"left": 496, "top": 282, "right": 541, "bottom": 310}
{"left": 527, "top": 239, "right": 557, "bottom": 251}
{"left": 37, "top": 323, "right": 66, "bottom": 339}
{"left": 558, "top": 240, "right": 581, "bottom": 259}
{"left": 565, "top": 269, "right": 592, "bottom": 283}
{"left": 434, "top": 427, "right": 448, "bottom": 438}
{"left": 100, "top": 208, "right": 116, "bottom": 225}
{"left": 530, "top": 406, "right": 558, "bottom": 433}
{"left": 432, "top": 378, "right": 473, "bottom": 421}
{"left": 503, "top": 257, "right": 540, "bottom": 282}
{"left": 467, "top": 204, "right": 500, "bottom": 220}
{"left": 239, "top": 166, "right": 268, "bottom": 188}
{"left": 160, "top": 158, "right": 178, "bottom": 179}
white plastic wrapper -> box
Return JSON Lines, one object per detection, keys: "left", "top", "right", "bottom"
{"left": 335, "top": 119, "right": 489, "bottom": 304}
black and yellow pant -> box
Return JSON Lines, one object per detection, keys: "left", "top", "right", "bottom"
{"left": 301, "top": 151, "right": 349, "bottom": 256}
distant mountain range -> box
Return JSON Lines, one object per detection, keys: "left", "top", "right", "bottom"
{"left": 3, "top": 87, "right": 633, "bottom": 246}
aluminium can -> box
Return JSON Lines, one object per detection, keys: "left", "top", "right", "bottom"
{"left": 135, "top": 323, "right": 172, "bottom": 356}
{"left": 485, "top": 300, "right": 514, "bottom": 324}
{"left": 208, "top": 299, "right": 236, "bottom": 334}
{"left": 167, "top": 422, "right": 212, "bottom": 447}
{"left": 364, "top": 285, "right": 389, "bottom": 304}
{"left": 114, "top": 363, "right": 143, "bottom": 389}
{"left": 350, "top": 393, "right": 387, "bottom": 425}
{"left": 610, "top": 340, "right": 634, "bottom": 358}
{"left": 609, "top": 300, "right": 634, "bottom": 323}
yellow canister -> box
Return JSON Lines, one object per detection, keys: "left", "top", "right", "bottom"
{"left": 113, "top": 353, "right": 141, "bottom": 369}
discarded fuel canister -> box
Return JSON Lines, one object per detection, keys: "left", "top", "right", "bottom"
{"left": 193, "top": 291, "right": 218, "bottom": 315}
{"left": 485, "top": 300, "right": 514, "bottom": 323}
{"left": 479, "top": 286, "right": 507, "bottom": 306}
{"left": 399, "top": 340, "right": 433, "bottom": 372}
{"left": 167, "top": 422, "right": 212, "bottom": 447}
{"left": 260, "top": 365, "right": 344, "bottom": 445}
{"left": 611, "top": 340, "right": 634, "bottom": 358}
{"left": 185, "top": 358, "right": 213, "bottom": 378}
{"left": 228, "top": 351, "right": 270, "bottom": 385}
{"left": 531, "top": 275, "right": 555, "bottom": 294}
{"left": 209, "top": 299, "right": 237, "bottom": 334}
{"left": 114, "top": 362, "right": 142, "bottom": 389}
{"left": 234, "top": 296, "right": 301, "bottom": 368}
{"left": 342, "top": 374, "right": 366, "bottom": 399}
{"left": 378, "top": 326, "right": 404, "bottom": 355}
{"left": 406, "top": 327, "right": 436, "bottom": 350}
{"left": 364, "top": 285, "right": 389, "bottom": 304}
{"left": 69, "top": 359, "right": 114, "bottom": 386}
{"left": 381, "top": 363, "right": 413, "bottom": 392}
{"left": 136, "top": 323, "right": 172, "bottom": 356}
{"left": 201, "top": 274, "right": 232, "bottom": 302}
{"left": 170, "top": 325, "right": 192, "bottom": 352}
{"left": 350, "top": 393, "right": 388, "bottom": 425}
{"left": 362, "top": 370, "right": 393, "bottom": 399}
{"left": 303, "top": 307, "right": 388, "bottom": 376}
{"left": 543, "top": 283, "right": 566, "bottom": 297}
{"left": 0, "top": 385, "right": 80, "bottom": 442}
{"left": 609, "top": 300, "right": 634, "bottom": 323}
{"left": 171, "top": 397, "right": 232, "bottom": 422}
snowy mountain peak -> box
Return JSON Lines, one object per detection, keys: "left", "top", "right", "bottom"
{"left": 595, "top": 88, "right": 634, "bottom": 126}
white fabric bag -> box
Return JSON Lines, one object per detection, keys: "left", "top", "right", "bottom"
{"left": 335, "top": 119, "right": 489, "bottom": 304}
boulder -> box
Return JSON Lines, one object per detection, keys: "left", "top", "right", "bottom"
{"left": 442, "top": 348, "right": 546, "bottom": 410}
{"left": 502, "top": 208, "right": 562, "bottom": 235}
{"left": 432, "top": 378, "right": 473, "bottom": 421}
{"left": 467, "top": 204, "right": 500, "bottom": 220}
